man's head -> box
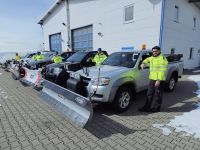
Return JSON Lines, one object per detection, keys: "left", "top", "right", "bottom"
{"left": 152, "top": 46, "right": 161, "bottom": 57}
{"left": 97, "top": 48, "right": 102, "bottom": 54}
{"left": 16, "top": 53, "right": 18, "bottom": 56}
{"left": 37, "top": 51, "right": 41, "bottom": 55}
{"left": 55, "top": 51, "right": 58, "bottom": 55}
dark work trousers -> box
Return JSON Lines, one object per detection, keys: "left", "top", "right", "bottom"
{"left": 144, "top": 80, "right": 164, "bottom": 110}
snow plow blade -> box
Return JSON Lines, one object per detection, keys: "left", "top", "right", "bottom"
{"left": 20, "top": 67, "right": 42, "bottom": 88}
{"left": 39, "top": 80, "right": 93, "bottom": 128}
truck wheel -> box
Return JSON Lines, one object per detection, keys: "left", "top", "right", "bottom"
{"left": 165, "top": 75, "right": 177, "bottom": 92}
{"left": 112, "top": 87, "right": 133, "bottom": 112}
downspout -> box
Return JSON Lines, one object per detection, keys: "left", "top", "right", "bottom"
{"left": 66, "top": 0, "right": 71, "bottom": 49}
{"left": 159, "top": 0, "right": 166, "bottom": 49}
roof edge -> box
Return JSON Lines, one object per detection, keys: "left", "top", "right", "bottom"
{"left": 38, "top": 0, "right": 64, "bottom": 25}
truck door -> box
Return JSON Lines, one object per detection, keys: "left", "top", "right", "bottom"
{"left": 136, "top": 52, "right": 151, "bottom": 91}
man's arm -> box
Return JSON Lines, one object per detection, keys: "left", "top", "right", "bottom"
{"left": 140, "top": 57, "right": 150, "bottom": 69}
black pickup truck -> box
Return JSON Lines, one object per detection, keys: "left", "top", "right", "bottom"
{"left": 44, "top": 50, "right": 108, "bottom": 87}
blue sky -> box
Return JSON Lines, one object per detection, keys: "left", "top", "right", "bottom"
{"left": 0, "top": 0, "right": 55, "bottom": 52}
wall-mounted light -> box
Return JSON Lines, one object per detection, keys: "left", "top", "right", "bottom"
{"left": 98, "top": 32, "right": 103, "bottom": 37}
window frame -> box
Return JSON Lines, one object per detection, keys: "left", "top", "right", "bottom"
{"left": 174, "top": 5, "right": 179, "bottom": 23}
{"left": 124, "top": 4, "right": 134, "bottom": 24}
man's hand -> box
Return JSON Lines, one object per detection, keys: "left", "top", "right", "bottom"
{"left": 140, "top": 64, "right": 145, "bottom": 69}
{"left": 155, "top": 80, "right": 160, "bottom": 87}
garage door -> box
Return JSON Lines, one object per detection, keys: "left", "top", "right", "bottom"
{"left": 72, "top": 26, "right": 93, "bottom": 51}
{"left": 49, "top": 33, "right": 62, "bottom": 52}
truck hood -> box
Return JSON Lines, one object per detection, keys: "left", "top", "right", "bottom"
{"left": 46, "top": 63, "right": 64, "bottom": 69}
{"left": 77, "top": 65, "right": 129, "bottom": 79}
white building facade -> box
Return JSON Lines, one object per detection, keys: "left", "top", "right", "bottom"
{"left": 39, "top": 0, "right": 200, "bottom": 69}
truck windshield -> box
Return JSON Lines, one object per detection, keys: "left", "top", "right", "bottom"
{"left": 67, "top": 51, "right": 87, "bottom": 63}
{"left": 102, "top": 52, "right": 140, "bottom": 68}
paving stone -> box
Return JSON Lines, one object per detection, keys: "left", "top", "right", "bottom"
{"left": 10, "top": 141, "right": 20, "bottom": 149}
{"left": 56, "top": 142, "right": 67, "bottom": 150}
{"left": 34, "top": 144, "right": 45, "bottom": 150}
{"left": 0, "top": 142, "right": 10, "bottom": 149}
{"left": 21, "top": 140, "right": 31, "bottom": 148}
{"left": 31, "top": 139, "right": 41, "bottom": 147}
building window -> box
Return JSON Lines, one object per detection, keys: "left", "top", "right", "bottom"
{"left": 72, "top": 25, "right": 93, "bottom": 51}
{"left": 171, "top": 48, "right": 175, "bottom": 55}
{"left": 124, "top": 4, "right": 134, "bottom": 23}
{"left": 193, "top": 17, "right": 196, "bottom": 30}
{"left": 174, "top": 5, "right": 179, "bottom": 22}
{"left": 189, "top": 48, "right": 194, "bottom": 60}
{"left": 49, "top": 33, "right": 62, "bottom": 52}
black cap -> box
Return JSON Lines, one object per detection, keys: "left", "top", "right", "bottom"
{"left": 97, "top": 48, "right": 102, "bottom": 51}
{"left": 152, "top": 46, "right": 161, "bottom": 51}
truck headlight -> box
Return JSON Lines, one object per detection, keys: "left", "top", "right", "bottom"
{"left": 70, "top": 72, "right": 80, "bottom": 80}
{"left": 91, "top": 78, "right": 110, "bottom": 86}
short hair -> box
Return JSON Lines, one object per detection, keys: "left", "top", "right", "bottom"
{"left": 152, "top": 46, "right": 161, "bottom": 51}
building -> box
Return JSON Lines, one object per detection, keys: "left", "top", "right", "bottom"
{"left": 38, "top": 0, "right": 200, "bottom": 69}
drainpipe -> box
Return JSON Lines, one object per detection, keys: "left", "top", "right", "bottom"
{"left": 159, "top": 0, "right": 166, "bottom": 49}
{"left": 65, "top": 0, "right": 71, "bottom": 49}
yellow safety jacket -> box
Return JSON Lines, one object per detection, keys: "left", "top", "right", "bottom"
{"left": 15, "top": 55, "right": 21, "bottom": 61}
{"left": 142, "top": 54, "right": 168, "bottom": 81}
{"left": 92, "top": 53, "right": 107, "bottom": 66}
{"left": 51, "top": 55, "right": 63, "bottom": 64}
{"left": 36, "top": 54, "right": 45, "bottom": 61}
{"left": 32, "top": 55, "right": 37, "bottom": 60}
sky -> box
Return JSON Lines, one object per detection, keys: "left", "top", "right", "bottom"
{"left": 0, "top": 0, "right": 55, "bottom": 53}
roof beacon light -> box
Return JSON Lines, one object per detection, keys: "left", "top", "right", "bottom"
{"left": 142, "top": 44, "right": 147, "bottom": 50}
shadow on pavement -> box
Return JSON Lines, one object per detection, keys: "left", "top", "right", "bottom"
{"left": 85, "top": 113, "right": 146, "bottom": 139}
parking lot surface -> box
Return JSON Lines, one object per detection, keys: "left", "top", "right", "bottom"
{"left": 0, "top": 68, "right": 200, "bottom": 150}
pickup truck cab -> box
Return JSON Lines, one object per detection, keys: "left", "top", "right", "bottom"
{"left": 67, "top": 50, "right": 183, "bottom": 112}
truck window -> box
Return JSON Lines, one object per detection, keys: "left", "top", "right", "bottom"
{"left": 102, "top": 52, "right": 139, "bottom": 68}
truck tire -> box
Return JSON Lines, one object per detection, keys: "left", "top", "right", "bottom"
{"left": 112, "top": 86, "right": 133, "bottom": 112}
{"left": 165, "top": 74, "right": 177, "bottom": 92}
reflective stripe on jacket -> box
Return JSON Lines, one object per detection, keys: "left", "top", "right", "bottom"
{"left": 142, "top": 54, "right": 168, "bottom": 81}
{"left": 92, "top": 53, "right": 107, "bottom": 66}
{"left": 51, "top": 55, "right": 63, "bottom": 64}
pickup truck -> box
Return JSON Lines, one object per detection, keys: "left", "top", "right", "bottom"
{"left": 44, "top": 50, "right": 108, "bottom": 87}
{"left": 67, "top": 50, "right": 183, "bottom": 112}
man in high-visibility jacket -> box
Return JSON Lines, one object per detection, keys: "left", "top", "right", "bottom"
{"left": 51, "top": 52, "right": 63, "bottom": 64}
{"left": 139, "top": 46, "right": 168, "bottom": 112}
{"left": 15, "top": 53, "right": 21, "bottom": 61}
{"left": 92, "top": 48, "right": 107, "bottom": 66}
{"left": 32, "top": 54, "right": 37, "bottom": 60}
{"left": 36, "top": 52, "right": 45, "bottom": 61}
